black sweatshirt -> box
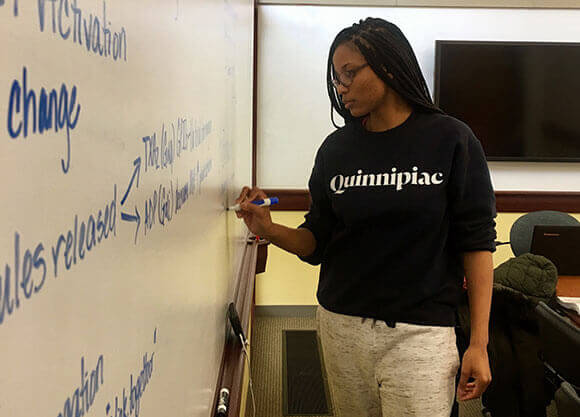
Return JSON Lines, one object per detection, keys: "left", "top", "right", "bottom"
{"left": 299, "top": 111, "right": 496, "bottom": 326}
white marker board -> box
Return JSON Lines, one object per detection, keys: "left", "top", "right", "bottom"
{"left": 0, "top": 1, "right": 253, "bottom": 416}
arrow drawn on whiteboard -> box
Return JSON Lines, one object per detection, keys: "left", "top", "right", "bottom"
{"left": 121, "top": 157, "right": 141, "bottom": 206}
{"left": 121, "top": 206, "right": 141, "bottom": 244}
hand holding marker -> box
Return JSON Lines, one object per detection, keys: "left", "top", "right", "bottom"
{"left": 232, "top": 187, "right": 278, "bottom": 238}
{"left": 228, "top": 197, "right": 279, "bottom": 211}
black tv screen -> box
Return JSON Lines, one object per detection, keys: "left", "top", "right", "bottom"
{"left": 435, "top": 41, "right": 580, "bottom": 162}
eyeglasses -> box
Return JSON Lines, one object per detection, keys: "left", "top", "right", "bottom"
{"left": 332, "top": 63, "right": 369, "bottom": 88}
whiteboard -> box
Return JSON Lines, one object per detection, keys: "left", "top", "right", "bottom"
{"left": 257, "top": 6, "right": 580, "bottom": 191}
{"left": 0, "top": 1, "right": 253, "bottom": 416}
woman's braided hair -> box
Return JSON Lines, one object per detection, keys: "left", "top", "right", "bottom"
{"left": 327, "top": 17, "right": 443, "bottom": 128}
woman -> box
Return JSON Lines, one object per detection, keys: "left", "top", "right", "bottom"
{"left": 236, "top": 18, "right": 495, "bottom": 417}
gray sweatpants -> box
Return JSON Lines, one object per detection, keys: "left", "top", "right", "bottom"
{"left": 317, "top": 306, "right": 459, "bottom": 417}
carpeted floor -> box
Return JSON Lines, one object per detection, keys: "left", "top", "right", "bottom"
{"left": 246, "top": 314, "right": 558, "bottom": 417}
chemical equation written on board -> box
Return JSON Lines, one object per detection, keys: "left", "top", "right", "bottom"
{"left": 120, "top": 117, "right": 213, "bottom": 243}
{"left": 142, "top": 119, "right": 212, "bottom": 174}
{"left": 120, "top": 158, "right": 213, "bottom": 244}
{"left": 0, "top": 114, "right": 215, "bottom": 328}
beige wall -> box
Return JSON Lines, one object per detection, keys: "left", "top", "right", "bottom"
{"left": 256, "top": 212, "right": 321, "bottom": 305}
{"left": 256, "top": 211, "right": 580, "bottom": 306}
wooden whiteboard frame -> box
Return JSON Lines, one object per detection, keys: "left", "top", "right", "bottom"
{"left": 257, "top": 1, "right": 580, "bottom": 8}
{"left": 212, "top": 236, "right": 260, "bottom": 417}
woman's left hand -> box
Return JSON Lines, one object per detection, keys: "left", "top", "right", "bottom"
{"left": 456, "top": 344, "right": 492, "bottom": 401}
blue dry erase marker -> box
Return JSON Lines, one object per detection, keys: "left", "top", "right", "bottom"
{"left": 228, "top": 197, "right": 279, "bottom": 211}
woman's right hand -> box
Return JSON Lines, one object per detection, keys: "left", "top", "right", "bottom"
{"left": 234, "top": 186, "right": 274, "bottom": 238}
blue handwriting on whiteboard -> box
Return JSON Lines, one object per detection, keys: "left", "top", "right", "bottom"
{"left": 120, "top": 157, "right": 142, "bottom": 243}
{"left": 121, "top": 157, "right": 141, "bottom": 206}
{"left": 37, "top": 0, "right": 127, "bottom": 62}
{"left": 142, "top": 124, "right": 173, "bottom": 174}
{"left": 0, "top": 232, "right": 47, "bottom": 325}
{"left": 191, "top": 120, "right": 212, "bottom": 150}
{"left": 7, "top": 66, "right": 81, "bottom": 173}
{"left": 143, "top": 182, "right": 173, "bottom": 236}
{"left": 57, "top": 355, "right": 104, "bottom": 417}
{"left": 51, "top": 185, "right": 117, "bottom": 278}
{"left": 1, "top": 186, "right": 117, "bottom": 326}
{"left": 0, "top": 0, "right": 18, "bottom": 16}
{"left": 139, "top": 160, "right": 212, "bottom": 241}
{"left": 142, "top": 134, "right": 159, "bottom": 172}
{"left": 142, "top": 119, "right": 213, "bottom": 174}
{"left": 199, "top": 159, "right": 212, "bottom": 185}
{"left": 106, "top": 352, "right": 154, "bottom": 417}
{"left": 174, "top": 177, "right": 190, "bottom": 214}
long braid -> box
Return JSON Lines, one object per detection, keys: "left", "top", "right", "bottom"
{"left": 328, "top": 18, "right": 443, "bottom": 128}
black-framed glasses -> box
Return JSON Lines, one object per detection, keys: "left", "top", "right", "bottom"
{"left": 332, "top": 63, "right": 369, "bottom": 88}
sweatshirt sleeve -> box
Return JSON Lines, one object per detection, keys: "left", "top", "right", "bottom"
{"left": 448, "top": 130, "right": 497, "bottom": 253}
{"left": 298, "top": 148, "right": 338, "bottom": 265}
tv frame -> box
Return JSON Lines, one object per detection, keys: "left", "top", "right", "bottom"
{"left": 434, "top": 40, "right": 580, "bottom": 163}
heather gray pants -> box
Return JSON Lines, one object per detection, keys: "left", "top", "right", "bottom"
{"left": 317, "top": 306, "right": 459, "bottom": 417}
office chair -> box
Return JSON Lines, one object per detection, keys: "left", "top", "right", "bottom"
{"left": 535, "top": 301, "right": 580, "bottom": 415}
{"left": 509, "top": 210, "right": 580, "bottom": 257}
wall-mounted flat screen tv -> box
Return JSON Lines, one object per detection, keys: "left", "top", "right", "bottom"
{"left": 435, "top": 41, "right": 580, "bottom": 162}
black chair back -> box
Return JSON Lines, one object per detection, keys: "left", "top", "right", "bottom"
{"left": 535, "top": 301, "right": 580, "bottom": 388}
{"left": 510, "top": 210, "right": 580, "bottom": 256}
